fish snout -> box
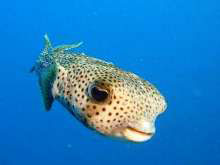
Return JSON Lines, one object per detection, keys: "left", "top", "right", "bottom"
{"left": 122, "top": 121, "right": 156, "bottom": 142}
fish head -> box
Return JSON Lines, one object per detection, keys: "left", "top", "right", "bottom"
{"left": 53, "top": 60, "right": 167, "bottom": 142}
{"left": 83, "top": 77, "right": 166, "bottom": 142}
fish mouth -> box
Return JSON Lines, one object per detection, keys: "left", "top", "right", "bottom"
{"left": 122, "top": 127, "right": 155, "bottom": 142}
{"left": 111, "top": 121, "right": 156, "bottom": 142}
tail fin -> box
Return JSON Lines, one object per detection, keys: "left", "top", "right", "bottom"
{"left": 41, "top": 34, "right": 53, "bottom": 57}
{"left": 32, "top": 34, "right": 83, "bottom": 111}
{"left": 30, "top": 34, "right": 53, "bottom": 73}
{"left": 31, "top": 34, "right": 83, "bottom": 73}
{"left": 44, "top": 34, "right": 52, "bottom": 50}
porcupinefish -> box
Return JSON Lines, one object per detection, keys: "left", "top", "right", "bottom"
{"left": 32, "top": 34, "right": 167, "bottom": 142}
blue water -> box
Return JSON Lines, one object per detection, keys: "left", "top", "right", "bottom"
{"left": 1, "top": 0, "right": 220, "bottom": 164}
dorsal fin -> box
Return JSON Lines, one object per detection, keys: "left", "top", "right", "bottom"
{"left": 53, "top": 41, "right": 83, "bottom": 53}
{"left": 39, "top": 63, "right": 57, "bottom": 111}
{"left": 42, "top": 34, "right": 83, "bottom": 54}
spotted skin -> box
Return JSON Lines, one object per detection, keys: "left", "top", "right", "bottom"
{"left": 33, "top": 35, "right": 167, "bottom": 142}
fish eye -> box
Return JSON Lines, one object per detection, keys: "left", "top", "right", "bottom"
{"left": 88, "top": 84, "right": 109, "bottom": 102}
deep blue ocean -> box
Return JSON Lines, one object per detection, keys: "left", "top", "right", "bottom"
{"left": 0, "top": 0, "right": 219, "bottom": 164}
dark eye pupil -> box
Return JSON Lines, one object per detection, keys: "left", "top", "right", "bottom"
{"left": 91, "top": 86, "right": 108, "bottom": 102}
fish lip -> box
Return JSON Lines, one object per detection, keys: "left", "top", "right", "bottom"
{"left": 126, "top": 126, "right": 154, "bottom": 136}
{"left": 121, "top": 126, "right": 155, "bottom": 142}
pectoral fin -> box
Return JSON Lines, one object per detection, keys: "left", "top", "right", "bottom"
{"left": 39, "top": 64, "right": 57, "bottom": 111}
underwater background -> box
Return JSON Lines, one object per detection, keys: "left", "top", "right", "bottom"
{"left": 0, "top": 0, "right": 220, "bottom": 164}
